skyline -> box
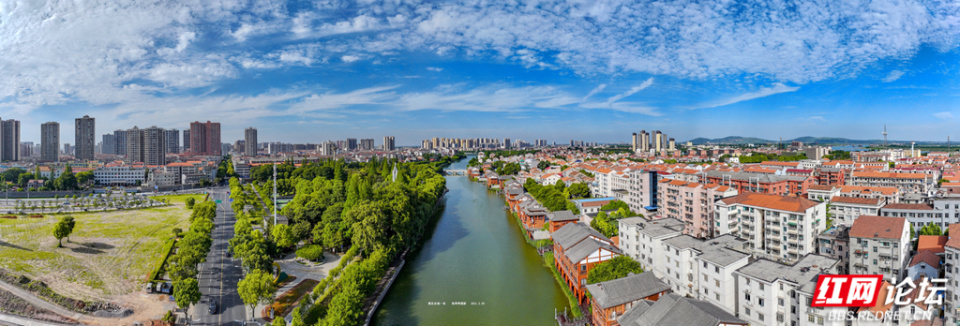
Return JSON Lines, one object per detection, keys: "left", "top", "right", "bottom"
{"left": 2, "top": 1, "right": 960, "bottom": 144}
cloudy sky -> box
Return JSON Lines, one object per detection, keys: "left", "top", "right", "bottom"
{"left": 2, "top": 0, "right": 960, "bottom": 145}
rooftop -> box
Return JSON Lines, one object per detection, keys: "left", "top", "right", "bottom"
{"left": 717, "top": 192, "right": 821, "bottom": 213}
{"left": 916, "top": 235, "right": 947, "bottom": 254}
{"left": 882, "top": 203, "right": 934, "bottom": 210}
{"left": 586, "top": 272, "right": 670, "bottom": 309}
{"left": 830, "top": 196, "right": 883, "bottom": 206}
{"left": 849, "top": 215, "right": 906, "bottom": 240}
{"left": 736, "top": 255, "right": 839, "bottom": 293}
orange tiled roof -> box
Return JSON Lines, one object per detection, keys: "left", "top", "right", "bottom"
{"left": 807, "top": 184, "right": 838, "bottom": 191}
{"left": 882, "top": 203, "right": 934, "bottom": 210}
{"left": 849, "top": 215, "right": 906, "bottom": 239}
{"left": 852, "top": 171, "right": 928, "bottom": 179}
{"left": 916, "top": 236, "right": 947, "bottom": 254}
{"left": 719, "top": 192, "right": 820, "bottom": 213}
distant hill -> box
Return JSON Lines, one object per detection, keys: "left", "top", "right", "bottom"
{"left": 687, "top": 136, "right": 946, "bottom": 146}
{"left": 688, "top": 136, "right": 880, "bottom": 145}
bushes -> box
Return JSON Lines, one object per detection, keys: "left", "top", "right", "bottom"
{"left": 296, "top": 245, "right": 325, "bottom": 262}
{"left": 148, "top": 238, "right": 177, "bottom": 282}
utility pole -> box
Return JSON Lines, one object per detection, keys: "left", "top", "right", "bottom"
{"left": 883, "top": 124, "right": 888, "bottom": 147}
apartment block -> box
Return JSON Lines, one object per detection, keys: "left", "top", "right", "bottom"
{"left": 849, "top": 171, "right": 934, "bottom": 195}
{"left": 0, "top": 118, "right": 20, "bottom": 162}
{"left": 41, "top": 122, "right": 59, "bottom": 162}
{"left": 244, "top": 127, "right": 257, "bottom": 157}
{"left": 838, "top": 185, "right": 900, "bottom": 203}
{"left": 189, "top": 121, "right": 221, "bottom": 156}
{"left": 848, "top": 215, "right": 910, "bottom": 282}
{"left": 817, "top": 225, "right": 850, "bottom": 274}
{"left": 660, "top": 234, "right": 750, "bottom": 313}
{"left": 828, "top": 196, "right": 885, "bottom": 226}
{"left": 164, "top": 129, "right": 180, "bottom": 154}
{"left": 715, "top": 193, "right": 826, "bottom": 263}
{"left": 74, "top": 115, "right": 95, "bottom": 161}
{"left": 657, "top": 179, "right": 737, "bottom": 238}
{"left": 113, "top": 129, "right": 127, "bottom": 156}
{"left": 703, "top": 170, "right": 814, "bottom": 196}
{"left": 944, "top": 224, "right": 960, "bottom": 325}
{"left": 126, "top": 126, "right": 167, "bottom": 166}
{"left": 618, "top": 217, "right": 685, "bottom": 272}
{"left": 734, "top": 255, "right": 844, "bottom": 326}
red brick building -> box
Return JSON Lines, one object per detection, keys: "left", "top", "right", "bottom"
{"left": 189, "top": 121, "right": 221, "bottom": 156}
{"left": 552, "top": 223, "right": 621, "bottom": 303}
{"left": 586, "top": 272, "right": 670, "bottom": 326}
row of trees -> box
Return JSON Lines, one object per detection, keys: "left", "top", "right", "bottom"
{"left": 234, "top": 157, "right": 447, "bottom": 325}
{"left": 168, "top": 200, "right": 218, "bottom": 321}
{"left": 0, "top": 166, "right": 94, "bottom": 191}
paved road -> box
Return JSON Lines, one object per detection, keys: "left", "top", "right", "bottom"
{"left": 195, "top": 188, "right": 247, "bottom": 326}
{"left": 0, "top": 280, "right": 81, "bottom": 321}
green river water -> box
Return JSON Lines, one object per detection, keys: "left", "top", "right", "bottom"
{"left": 373, "top": 156, "right": 568, "bottom": 325}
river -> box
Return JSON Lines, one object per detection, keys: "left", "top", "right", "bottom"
{"left": 373, "top": 156, "right": 568, "bottom": 325}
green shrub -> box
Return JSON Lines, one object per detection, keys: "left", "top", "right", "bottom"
{"left": 296, "top": 245, "right": 325, "bottom": 261}
{"left": 149, "top": 238, "right": 177, "bottom": 282}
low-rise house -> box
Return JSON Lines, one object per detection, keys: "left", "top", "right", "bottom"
{"left": 839, "top": 185, "right": 900, "bottom": 204}
{"left": 552, "top": 222, "right": 621, "bottom": 303}
{"left": 616, "top": 293, "right": 748, "bottom": 326}
{"left": 916, "top": 235, "right": 947, "bottom": 255}
{"left": 572, "top": 197, "right": 615, "bottom": 215}
{"left": 547, "top": 210, "right": 579, "bottom": 232}
{"left": 587, "top": 272, "right": 670, "bottom": 326}
{"left": 907, "top": 250, "right": 941, "bottom": 281}
{"left": 848, "top": 215, "right": 910, "bottom": 282}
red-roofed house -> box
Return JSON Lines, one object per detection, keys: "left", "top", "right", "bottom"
{"left": 849, "top": 215, "right": 910, "bottom": 281}
{"left": 829, "top": 196, "right": 885, "bottom": 226}
{"left": 916, "top": 235, "right": 947, "bottom": 254}
{"left": 907, "top": 250, "right": 941, "bottom": 281}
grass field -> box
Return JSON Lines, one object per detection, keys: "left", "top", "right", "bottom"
{"left": 0, "top": 194, "right": 203, "bottom": 301}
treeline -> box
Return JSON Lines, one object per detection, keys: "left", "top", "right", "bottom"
{"left": 523, "top": 179, "right": 590, "bottom": 214}
{"left": 231, "top": 158, "right": 448, "bottom": 325}
{"left": 0, "top": 166, "right": 93, "bottom": 191}
{"left": 165, "top": 199, "right": 217, "bottom": 318}
{"left": 737, "top": 152, "right": 808, "bottom": 163}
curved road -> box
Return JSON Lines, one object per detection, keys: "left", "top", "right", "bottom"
{"left": 0, "top": 280, "right": 82, "bottom": 321}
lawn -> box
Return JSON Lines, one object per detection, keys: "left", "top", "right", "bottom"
{"left": 0, "top": 194, "right": 203, "bottom": 301}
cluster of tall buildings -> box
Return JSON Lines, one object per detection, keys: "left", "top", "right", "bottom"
{"left": 631, "top": 130, "right": 675, "bottom": 154}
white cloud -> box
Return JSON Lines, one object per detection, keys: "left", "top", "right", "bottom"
{"left": 694, "top": 83, "right": 801, "bottom": 109}
{"left": 341, "top": 55, "right": 361, "bottom": 63}
{"left": 883, "top": 70, "right": 905, "bottom": 82}
{"left": 581, "top": 84, "right": 607, "bottom": 102}
{"left": 605, "top": 78, "right": 654, "bottom": 104}
{"left": 935, "top": 112, "right": 953, "bottom": 119}
{"left": 809, "top": 116, "right": 826, "bottom": 121}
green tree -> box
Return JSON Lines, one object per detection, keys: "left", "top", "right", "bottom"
{"left": 76, "top": 171, "right": 94, "bottom": 185}
{"left": 567, "top": 182, "right": 590, "bottom": 199}
{"left": 62, "top": 216, "right": 76, "bottom": 242}
{"left": 586, "top": 256, "right": 644, "bottom": 284}
{"left": 55, "top": 165, "right": 77, "bottom": 190}
{"left": 173, "top": 278, "right": 202, "bottom": 322}
{"left": 537, "top": 161, "right": 551, "bottom": 170}
{"left": 53, "top": 216, "right": 73, "bottom": 247}
{"left": 272, "top": 317, "right": 287, "bottom": 326}
{"left": 272, "top": 224, "right": 296, "bottom": 249}
{"left": 238, "top": 269, "right": 277, "bottom": 321}
{"left": 185, "top": 197, "right": 196, "bottom": 209}
{"left": 319, "top": 282, "right": 364, "bottom": 326}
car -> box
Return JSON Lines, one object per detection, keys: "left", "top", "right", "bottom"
{"left": 208, "top": 300, "right": 218, "bottom": 314}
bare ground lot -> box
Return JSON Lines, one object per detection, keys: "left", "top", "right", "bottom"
{"left": 0, "top": 194, "right": 202, "bottom": 324}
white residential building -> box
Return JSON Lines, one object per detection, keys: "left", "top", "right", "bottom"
{"left": 94, "top": 164, "right": 147, "bottom": 186}
{"left": 828, "top": 196, "right": 884, "bottom": 226}
{"left": 660, "top": 234, "right": 750, "bottom": 314}
{"left": 945, "top": 224, "right": 960, "bottom": 325}
{"left": 715, "top": 192, "right": 827, "bottom": 263}
{"left": 618, "top": 217, "right": 684, "bottom": 272}
{"left": 734, "top": 255, "right": 844, "bottom": 326}
{"left": 848, "top": 215, "right": 910, "bottom": 282}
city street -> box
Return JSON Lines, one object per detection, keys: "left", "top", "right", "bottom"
{"left": 194, "top": 188, "right": 248, "bottom": 326}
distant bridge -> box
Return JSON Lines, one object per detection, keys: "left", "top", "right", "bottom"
{"left": 444, "top": 169, "right": 468, "bottom": 176}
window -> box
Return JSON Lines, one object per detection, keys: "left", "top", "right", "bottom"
{"left": 704, "top": 274, "right": 709, "bottom": 281}
{"left": 746, "top": 279, "right": 751, "bottom": 285}
{"left": 759, "top": 313, "right": 764, "bottom": 321}
{"left": 777, "top": 313, "right": 784, "bottom": 323}
{"left": 715, "top": 266, "right": 719, "bottom": 273}
{"left": 779, "top": 297, "right": 784, "bottom": 306}
{"left": 705, "top": 288, "right": 709, "bottom": 295}
{"left": 581, "top": 264, "right": 586, "bottom": 272}
{"left": 745, "top": 293, "right": 751, "bottom": 301}
{"left": 745, "top": 307, "right": 751, "bottom": 316}
{"left": 759, "top": 283, "right": 765, "bottom": 290}
{"left": 808, "top": 314, "right": 815, "bottom": 322}
{"left": 715, "top": 279, "right": 720, "bottom": 287}
{"left": 703, "top": 261, "right": 707, "bottom": 268}
{"left": 817, "top": 316, "right": 824, "bottom": 325}
{"left": 715, "top": 293, "right": 720, "bottom": 301}
{"left": 758, "top": 298, "right": 764, "bottom": 307}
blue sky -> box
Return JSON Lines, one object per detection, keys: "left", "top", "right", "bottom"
{"left": 2, "top": 0, "right": 960, "bottom": 146}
